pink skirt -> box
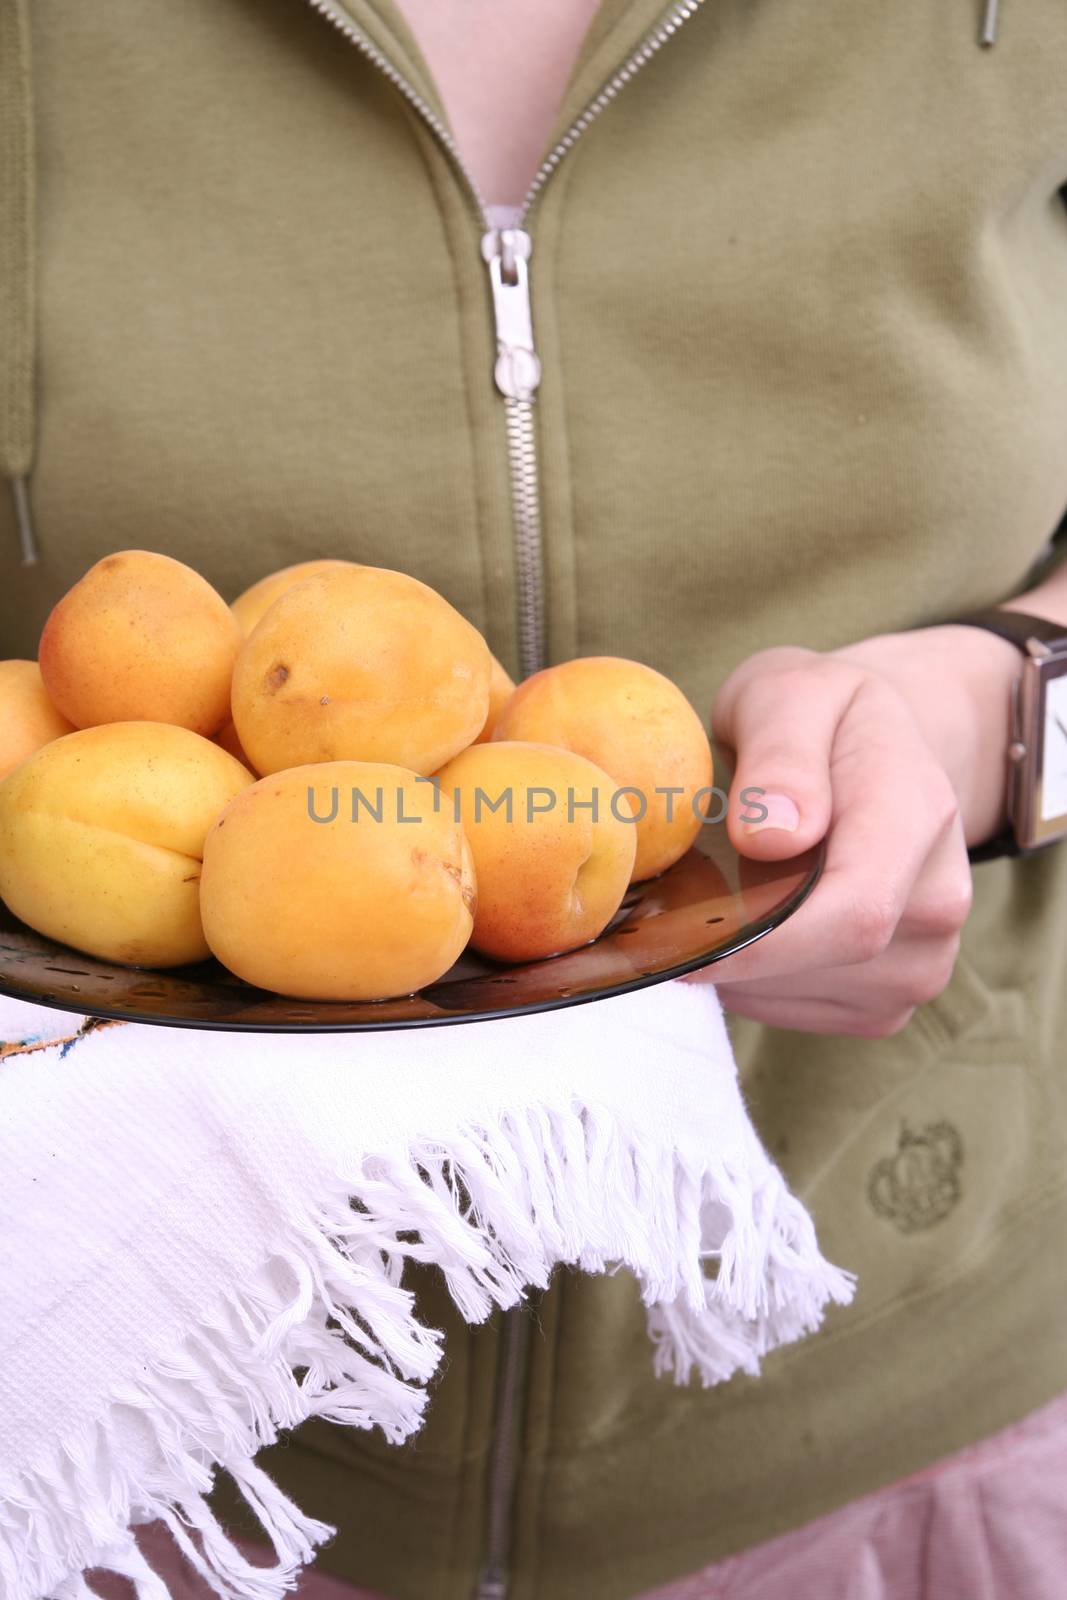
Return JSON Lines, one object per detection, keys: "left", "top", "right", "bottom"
{"left": 90, "top": 1388, "right": 1067, "bottom": 1600}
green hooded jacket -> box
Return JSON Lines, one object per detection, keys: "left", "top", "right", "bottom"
{"left": 3, "top": 2, "right": 1067, "bottom": 1597}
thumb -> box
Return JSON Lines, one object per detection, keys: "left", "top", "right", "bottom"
{"left": 711, "top": 652, "right": 844, "bottom": 860}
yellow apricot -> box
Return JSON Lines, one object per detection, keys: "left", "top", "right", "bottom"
{"left": 200, "top": 762, "right": 476, "bottom": 1000}
{"left": 435, "top": 740, "right": 636, "bottom": 962}
{"left": 0, "top": 722, "right": 252, "bottom": 966}
{"left": 472, "top": 654, "right": 517, "bottom": 744}
{"left": 215, "top": 716, "right": 253, "bottom": 769}
{"left": 230, "top": 558, "right": 355, "bottom": 635}
{"left": 493, "top": 656, "right": 713, "bottom": 881}
{"left": 0, "top": 660, "right": 75, "bottom": 780}
{"left": 38, "top": 550, "right": 241, "bottom": 736}
{"left": 231, "top": 565, "right": 491, "bottom": 776}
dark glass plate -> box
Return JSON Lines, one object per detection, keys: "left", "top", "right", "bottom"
{"left": 0, "top": 820, "right": 821, "bottom": 1032}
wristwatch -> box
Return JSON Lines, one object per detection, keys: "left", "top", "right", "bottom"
{"left": 954, "top": 608, "right": 1067, "bottom": 860}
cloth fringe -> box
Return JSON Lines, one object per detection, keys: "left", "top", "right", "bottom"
{"left": 2, "top": 1098, "right": 853, "bottom": 1600}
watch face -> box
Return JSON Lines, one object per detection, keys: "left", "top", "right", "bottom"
{"left": 1040, "top": 672, "right": 1067, "bottom": 823}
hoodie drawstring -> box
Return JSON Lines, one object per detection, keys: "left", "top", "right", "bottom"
{"left": 981, "top": 0, "right": 1000, "bottom": 46}
{"left": 0, "top": 0, "right": 39, "bottom": 565}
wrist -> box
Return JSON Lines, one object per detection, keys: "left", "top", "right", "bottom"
{"left": 832, "top": 625, "right": 1019, "bottom": 847}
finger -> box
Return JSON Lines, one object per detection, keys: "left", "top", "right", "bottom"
{"left": 895, "top": 810, "right": 973, "bottom": 938}
{"left": 711, "top": 931, "right": 961, "bottom": 1014}
{"left": 705, "top": 705, "right": 959, "bottom": 985}
{"left": 712, "top": 654, "right": 856, "bottom": 861}
{"left": 716, "top": 987, "right": 916, "bottom": 1038}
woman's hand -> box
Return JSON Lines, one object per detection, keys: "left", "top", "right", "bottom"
{"left": 688, "top": 624, "right": 1023, "bottom": 1037}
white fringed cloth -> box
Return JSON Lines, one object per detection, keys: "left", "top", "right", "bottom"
{"left": 0, "top": 981, "right": 854, "bottom": 1600}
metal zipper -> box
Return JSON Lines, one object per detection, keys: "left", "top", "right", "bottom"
{"left": 305, "top": 0, "right": 491, "bottom": 217}
{"left": 302, "top": 4, "right": 707, "bottom": 1594}
{"left": 480, "top": 226, "right": 543, "bottom": 679}
{"left": 518, "top": 0, "right": 705, "bottom": 222}
{"left": 482, "top": 0, "right": 706, "bottom": 678}
{"left": 306, "top": 0, "right": 703, "bottom": 685}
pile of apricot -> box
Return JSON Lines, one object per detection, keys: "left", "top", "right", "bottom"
{"left": 0, "top": 552, "right": 713, "bottom": 1001}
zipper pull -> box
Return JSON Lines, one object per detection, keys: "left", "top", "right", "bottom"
{"left": 480, "top": 229, "right": 542, "bottom": 402}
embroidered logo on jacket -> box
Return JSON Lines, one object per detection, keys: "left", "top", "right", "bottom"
{"left": 867, "top": 1120, "right": 963, "bottom": 1233}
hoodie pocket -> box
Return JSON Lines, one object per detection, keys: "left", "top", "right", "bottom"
{"left": 793, "top": 948, "right": 1038, "bottom": 1323}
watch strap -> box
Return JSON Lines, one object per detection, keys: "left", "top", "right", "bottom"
{"left": 967, "top": 826, "right": 1022, "bottom": 864}
{"left": 952, "top": 608, "right": 1067, "bottom": 654}
{"left": 953, "top": 609, "right": 1067, "bottom": 862}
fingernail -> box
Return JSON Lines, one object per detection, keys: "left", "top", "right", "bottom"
{"left": 742, "top": 791, "right": 800, "bottom": 834}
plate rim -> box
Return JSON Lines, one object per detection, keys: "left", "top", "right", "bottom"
{"left": 0, "top": 841, "right": 824, "bottom": 1033}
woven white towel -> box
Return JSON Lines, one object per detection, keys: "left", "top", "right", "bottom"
{"left": 0, "top": 981, "right": 854, "bottom": 1600}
